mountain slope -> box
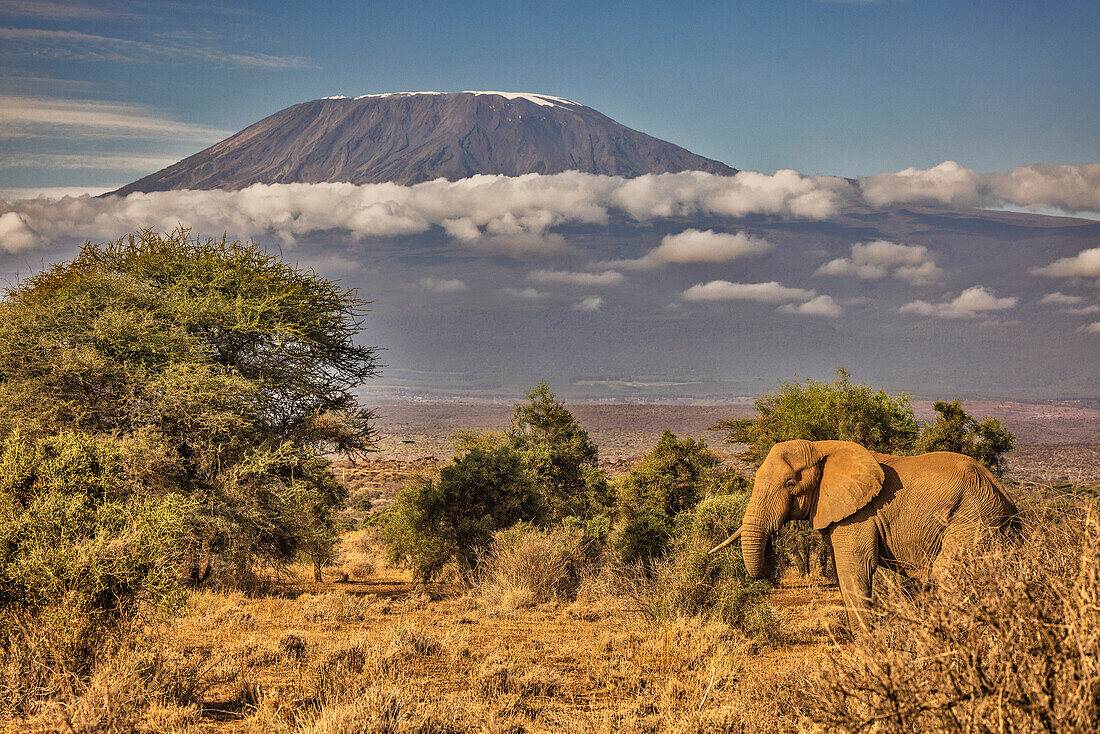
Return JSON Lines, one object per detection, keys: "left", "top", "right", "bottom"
{"left": 111, "top": 92, "right": 736, "bottom": 194}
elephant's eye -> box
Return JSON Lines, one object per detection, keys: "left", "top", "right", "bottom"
{"left": 785, "top": 478, "right": 797, "bottom": 488}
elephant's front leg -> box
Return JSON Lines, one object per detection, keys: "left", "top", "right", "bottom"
{"left": 826, "top": 517, "right": 880, "bottom": 630}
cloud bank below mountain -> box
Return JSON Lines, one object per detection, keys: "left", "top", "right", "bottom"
{"left": 2, "top": 162, "right": 1096, "bottom": 255}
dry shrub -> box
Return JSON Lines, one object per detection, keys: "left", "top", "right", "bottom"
{"left": 31, "top": 658, "right": 148, "bottom": 734}
{"left": 613, "top": 550, "right": 777, "bottom": 641}
{"left": 564, "top": 619, "right": 806, "bottom": 734}
{"left": 808, "top": 497, "right": 1100, "bottom": 733}
{"left": 3, "top": 635, "right": 212, "bottom": 733}
{"left": 1, "top": 627, "right": 66, "bottom": 716}
{"left": 279, "top": 631, "right": 311, "bottom": 662}
{"left": 312, "top": 623, "right": 452, "bottom": 703}
{"left": 400, "top": 592, "right": 432, "bottom": 611}
{"left": 230, "top": 634, "right": 284, "bottom": 667}
{"left": 188, "top": 589, "right": 258, "bottom": 630}
{"left": 476, "top": 523, "right": 594, "bottom": 609}
{"left": 475, "top": 658, "right": 564, "bottom": 701}
{"left": 298, "top": 680, "right": 463, "bottom": 734}
{"left": 297, "top": 591, "right": 374, "bottom": 623}
{"left": 348, "top": 560, "right": 376, "bottom": 580}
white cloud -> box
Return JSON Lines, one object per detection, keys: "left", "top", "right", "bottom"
{"left": 682, "top": 280, "right": 816, "bottom": 303}
{"left": 0, "top": 152, "right": 180, "bottom": 170}
{"left": 816, "top": 258, "right": 887, "bottom": 279}
{"left": 1030, "top": 247, "right": 1100, "bottom": 278}
{"left": 603, "top": 229, "right": 773, "bottom": 270}
{"left": 894, "top": 260, "right": 945, "bottom": 285}
{"left": 0, "top": 167, "right": 1093, "bottom": 258}
{"left": 650, "top": 228, "right": 773, "bottom": 264}
{"left": 502, "top": 287, "right": 546, "bottom": 299}
{"left": 1064, "top": 305, "right": 1100, "bottom": 315}
{"left": 573, "top": 296, "right": 604, "bottom": 311}
{"left": 611, "top": 169, "right": 852, "bottom": 220}
{"left": 1078, "top": 322, "right": 1100, "bottom": 334}
{"left": 779, "top": 295, "right": 844, "bottom": 317}
{"left": 0, "top": 1, "right": 136, "bottom": 20}
{"left": 0, "top": 95, "right": 231, "bottom": 141}
{"left": 419, "top": 277, "right": 468, "bottom": 293}
{"left": 1040, "top": 292, "right": 1085, "bottom": 305}
{"left": 815, "top": 240, "right": 942, "bottom": 284}
{"left": 0, "top": 211, "right": 37, "bottom": 252}
{"left": 860, "top": 161, "right": 1100, "bottom": 214}
{"left": 0, "top": 27, "right": 313, "bottom": 69}
{"left": 529, "top": 269, "right": 625, "bottom": 286}
{"left": 900, "top": 286, "right": 1018, "bottom": 319}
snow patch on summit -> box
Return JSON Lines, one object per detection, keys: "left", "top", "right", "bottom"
{"left": 462, "top": 91, "right": 579, "bottom": 107}
{"left": 321, "top": 91, "right": 579, "bottom": 108}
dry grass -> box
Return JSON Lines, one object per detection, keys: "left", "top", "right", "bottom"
{"left": 6, "top": 488, "right": 1097, "bottom": 733}
{"left": 475, "top": 525, "right": 594, "bottom": 612}
{"left": 806, "top": 496, "right": 1100, "bottom": 733}
{"left": 3, "top": 541, "right": 829, "bottom": 733}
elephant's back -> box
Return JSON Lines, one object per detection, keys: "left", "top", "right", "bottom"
{"left": 879, "top": 450, "right": 1017, "bottom": 527}
{"left": 871, "top": 453, "right": 1016, "bottom": 528}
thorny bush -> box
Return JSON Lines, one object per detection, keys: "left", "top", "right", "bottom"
{"left": 807, "top": 496, "right": 1100, "bottom": 733}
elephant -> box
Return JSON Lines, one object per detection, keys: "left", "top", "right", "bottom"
{"left": 709, "top": 439, "right": 1018, "bottom": 628}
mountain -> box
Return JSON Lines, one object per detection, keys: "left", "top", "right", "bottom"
{"left": 110, "top": 91, "right": 736, "bottom": 194}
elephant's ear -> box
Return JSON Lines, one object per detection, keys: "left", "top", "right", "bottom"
{"left": 811, "top": 440, "right": 885, "bottom": 531}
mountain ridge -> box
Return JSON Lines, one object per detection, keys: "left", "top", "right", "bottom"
{"left": 110, "top": 92, "right": 736, "bottom": 194}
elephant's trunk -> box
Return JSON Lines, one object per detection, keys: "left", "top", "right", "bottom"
{"left": 739, "top": 515, "right": 774, "bottom": 579}
{"left": 707, "top": 514, "right": 775, "bottom": 578}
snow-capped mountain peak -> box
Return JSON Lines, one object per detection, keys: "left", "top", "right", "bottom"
{"left": 111, "top": 92, "right": 735, "bottom": 193}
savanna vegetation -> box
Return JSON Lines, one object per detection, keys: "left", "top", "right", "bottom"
{"left": 1, "top": 233, "right": 1095, "bottom": 733}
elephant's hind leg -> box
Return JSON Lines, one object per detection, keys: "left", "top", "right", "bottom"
{"left": 930, "top": 520, "right": 987, "bottom": 587}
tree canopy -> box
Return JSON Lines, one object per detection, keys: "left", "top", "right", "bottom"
{"left": 383, "top": 446, "right": 545, "bottom": 580}
{"left": 713, "top": 369, "right": 920, "bottom": 466}
{"left": 713, "top": 369, "right": 1015, "bottom": 477}
{"left": 614, "top": 431, "right": 746, "bottom": 564}
{"left": 505, "top": 381, "right": 611, "bottom": 521}
{"left": 0, "top": 228, "right": 379, "bottom": 582}
{"left": 915, "top": 400, "right": 1016, "bottom": 477}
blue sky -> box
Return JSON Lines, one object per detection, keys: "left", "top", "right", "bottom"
{"left": 1, "top": 0, "right": 1097, "bottom": 195}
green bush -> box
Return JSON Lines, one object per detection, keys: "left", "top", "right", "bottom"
{"left": 614, "top": 431, "right": 740, "bottom": 564}
{"left": 915, "top": 400, "right": 1016, "bottom": 477}
{"left": 714, "top": 369, "right": 920, "bottom": 466}
{"left": 383, "top": 447, "right": 546, "bottom": 580}
{"left": 506, "top": 381, "right": 611, "bottom": 521}
{"left": 714, "top": 369, "right": 1016, "bottom": 478}
{"left": 0, "top": 430, "right": 188, "bottom": 670}
{"left": 614, "top": 510, "right": 671, "bottom": 567}
{"left": 632, "top": 493, "right": 775, "bottom": 637}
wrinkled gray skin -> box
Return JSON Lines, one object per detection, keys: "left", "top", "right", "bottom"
{"left": 711, "top": 440, "right": 1018, "bottom": 628}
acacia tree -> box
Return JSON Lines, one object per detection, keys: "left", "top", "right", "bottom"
{"left": 713, "top": 369, "right": 920, "bottom": 467}
{"left": 0, "top": 228, "right": 379, "bottom": 583}
{"left": 915, "top": 400, "right": 1016, "bottom": 477}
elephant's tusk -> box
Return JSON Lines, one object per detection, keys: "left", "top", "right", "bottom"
{"left": 708, "top": 526, "right": 742, "bottom": 555}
